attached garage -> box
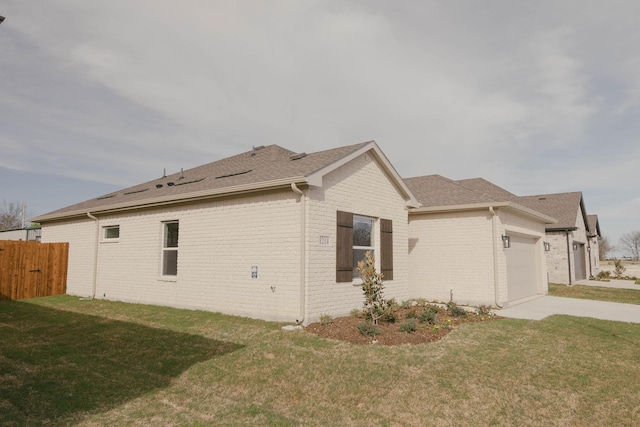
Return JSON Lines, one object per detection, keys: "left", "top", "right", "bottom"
{"left": 506, "top": 234, "right": 540, "bottom": 302}
{"left": 573, "top": 243, "right": 587, "bottom": 281}
{"left": 405, "top": 175, "right": 556, "bottom": 307}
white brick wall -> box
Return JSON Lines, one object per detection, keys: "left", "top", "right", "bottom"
{"left": 43, "top": 190, "right": 303, "bottom": 322}
{"left": 409, "top": 210, "right": 495, "bottom": 306}
{"left": 40, "top": 153, "right": 413, "bottom": 325}
{"left": 408, "top": 207, "right": 548, "bottom": 307}
{"left": 42, "top": 218, "right": 96, "bottom": 297}
{"left": 304, "top": 153, "right": 411, "bottom": 323}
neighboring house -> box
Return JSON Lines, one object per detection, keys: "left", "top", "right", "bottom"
{"left": 405, "top": 175, "right": 556, "bottom": 307}
{"left": 0, "top": 227, "right": 41, "bottom": 241}
{"left": 518, "top": 192, "right": 598, "bottom": 284}
{"left": 32, "top": 142, "right": 419, "bottom": 325}
{"left": 587, "top": 214, "right": 602, "bottom": 273}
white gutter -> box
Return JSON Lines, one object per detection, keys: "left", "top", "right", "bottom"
{"left": 87, "top": 212, "right": 99, "bottom": 299}
{"left": 489, "top": 207, "right": 503, "bottom": 308}
{"left": 291, "top": 183, "right": 307, "bottom": 325}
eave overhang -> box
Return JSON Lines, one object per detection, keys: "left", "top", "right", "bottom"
{"left": 409, "top": 201, "right": 557, "bottom": 224}
{"left": 31, "top": 176, "right": 309, "bottom": 223}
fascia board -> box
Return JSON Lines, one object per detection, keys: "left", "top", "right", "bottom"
{"left": 410, "top": 201, "right": 557, "bottom": 224}
{"left": 32, "top": 176, "right": 307, "bottom": 223}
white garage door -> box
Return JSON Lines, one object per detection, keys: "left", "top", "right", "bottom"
{"left": 506, "top": 234, "right": 539, "bottom": 302}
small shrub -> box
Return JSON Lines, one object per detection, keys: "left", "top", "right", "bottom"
{"left": 597, "top": 270, "right": 611, "bottom": 280}
{"left": 358, "top": 321, "right": 380, "bottom": 338}
{"left": 382, "top": 298, "right": 399, "bottom": 323}
{"left": 446, "top": 301, "right": 467, "bottom": 317}
{"left": 443, "top": 319, "right": 454, "bottom": 330}
{"left": 406, "top": 308, "right": 418, "bottom": 319}
{"left": 475, "top": 304, "right": 493, "bottom": 316}
{"left": 399, "top": 319, "right": 417, "bottom": 333}
{"left": 614, "top": 259, "right": 627, "bottom": 277}
{"left": 636, "top": 279, "right": 640, "bottom": 285}
{"left": 350, "top": 308, "right": 363, "bottom": 318}
{"left": 425, "top": 304, "right": 442, "bottom": 313}
{"left": 415, "top": 298, "right": 428, "bottom": 307}
{"left": 419, "top": 307, "right": 438, "bottom": 325}
{"left": 358, "top": 251, "right": 391, "bottom": 325}
{"left": 400, "top": 299, "right": 414, "bottom": 309}
{"left": 320, "top": 314, "right": 333, "bottom": 325}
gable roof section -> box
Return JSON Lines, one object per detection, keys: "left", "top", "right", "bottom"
{"left": 518, "top": 192, "right": 588, "bottom": 232}
{"left": 33, "top": 141, "right": 418, "bottom": 222}
{"left": 587, "top": 214, "right": 601, "bottom": 237}
{"left": 405, "top": 175, "right": 556, "bottom": 224}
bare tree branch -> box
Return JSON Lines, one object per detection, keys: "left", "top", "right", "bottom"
{"left": 618, "top": 231, "right": 640, "bottom": 261}
{"left": 0, "top": 200, "right": 26, "bottom": 231}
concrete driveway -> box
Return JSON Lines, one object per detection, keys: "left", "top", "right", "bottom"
{"left": 498, "top": 296, "right": 640, "bottom": 323}
{"left": 498, "top": 278, "right": 640, "bottom": 323}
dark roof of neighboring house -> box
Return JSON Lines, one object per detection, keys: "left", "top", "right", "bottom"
{"left": 404, "top": 175, "right": 557, "bottom": 224}
{"left": 404, "top": 175, "right": 499, "bottom": 207}
{"left": 453, "top": 178, "right": 520, "bottom": 202}
{"left": 33, "top": 141, "right": 419, "bottom": 222}
{"left": 518, "top": 192, "right": 588, "bottom": 232}
{"left": 587, "top": 214, "right": 601, "bottom": 237}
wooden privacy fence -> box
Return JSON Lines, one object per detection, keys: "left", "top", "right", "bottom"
{"left": 0, "top": 240, "right": 69, "bottom": 300}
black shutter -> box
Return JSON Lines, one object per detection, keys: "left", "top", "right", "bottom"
{"left": 336, "top": 211, "right": 353, "bottom": 282}
{"left": 380, "top": 219, "right": 393, "bottom": 280}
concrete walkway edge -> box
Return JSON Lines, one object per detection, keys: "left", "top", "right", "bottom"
{"left": 498, "top": 295, "right": 640, "bottom": 323}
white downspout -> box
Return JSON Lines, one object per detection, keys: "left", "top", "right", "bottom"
{"left": 291, "top": 183, "right": 307, "bottom": 325}
{"left": 87, "top": 212, "right": 99, "bottom": 299}
{"left": 489, "top": 207, "right": 503, "bottom": 308}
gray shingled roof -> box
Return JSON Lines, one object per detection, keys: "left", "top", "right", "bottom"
{"left": 453, "top": 178, "right": 519, "bottom": 202}
{"left": 404, "top": 175, "right": 559, "bottom": 224}
{"left": 34, "top": 142, "right": 373, "bottom": 222}
{"left": 518, "top": 192, "right": 587, "bottom": 231}
{"left": 404, "top": 175, "right": 500, "bottom": 207}
{"left": 587, "top": 214, "right": 601, "bottom": 237}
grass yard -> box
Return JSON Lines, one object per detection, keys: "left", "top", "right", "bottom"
{"left": 2, "top": 295, "right": 640, "bottom": 426}
{"left": 549, "top": 282, "right": 640, "bottom": 305}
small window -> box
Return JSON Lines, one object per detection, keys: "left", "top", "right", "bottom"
{"left": 162, "top": 221, "right": 179, "bottom": 276}
{"left": 103, "top": 226, "right": 120, "bottom": 240}
{"left": 352, "top": 215, "right": 374, "bottom": 279}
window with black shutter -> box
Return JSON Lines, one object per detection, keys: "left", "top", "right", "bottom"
{"left": 336, "top": 211, "right": 393, "bottom": 282}
{"left": 336, "top": 211, "right": 353, "bottom": 282}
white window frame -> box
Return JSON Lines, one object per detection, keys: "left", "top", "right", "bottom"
{"left": 352, "top": 215, "right": 375, "bottom": 279}
{"left": 102, "top": 225, "right": 120, "bottom": 241}
{"left": 161, "top": 221, "right": 179, "bottom": 277}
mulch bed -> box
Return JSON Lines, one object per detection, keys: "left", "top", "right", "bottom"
{"left": 305, "top": 306, "right": 500, "bottom": 346}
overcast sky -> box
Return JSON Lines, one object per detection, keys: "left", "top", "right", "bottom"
{"left": 1, "top": 1, "right": 638, "bottom": 254}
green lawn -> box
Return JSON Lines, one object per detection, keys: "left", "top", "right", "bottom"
{"left": 549, "top": 282, "right": 640, "bottom": 305}
{"left": 2, "top": 295, "right": 640, "bottom": 426}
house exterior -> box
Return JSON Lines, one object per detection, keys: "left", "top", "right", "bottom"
{"left": 587, "top": 214, "right": 602, "bottom": 267}
{"left": 32, "top": 142, "right": 419, "bottom": 325}
{"left": 405, "top": 175, "right": 556, "bottom": 307}
{"left": 33, "top": 141, "right": 601, "bottom": 322}
{"left": 518, "top": 192, "right": 598, "bottom": 284}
